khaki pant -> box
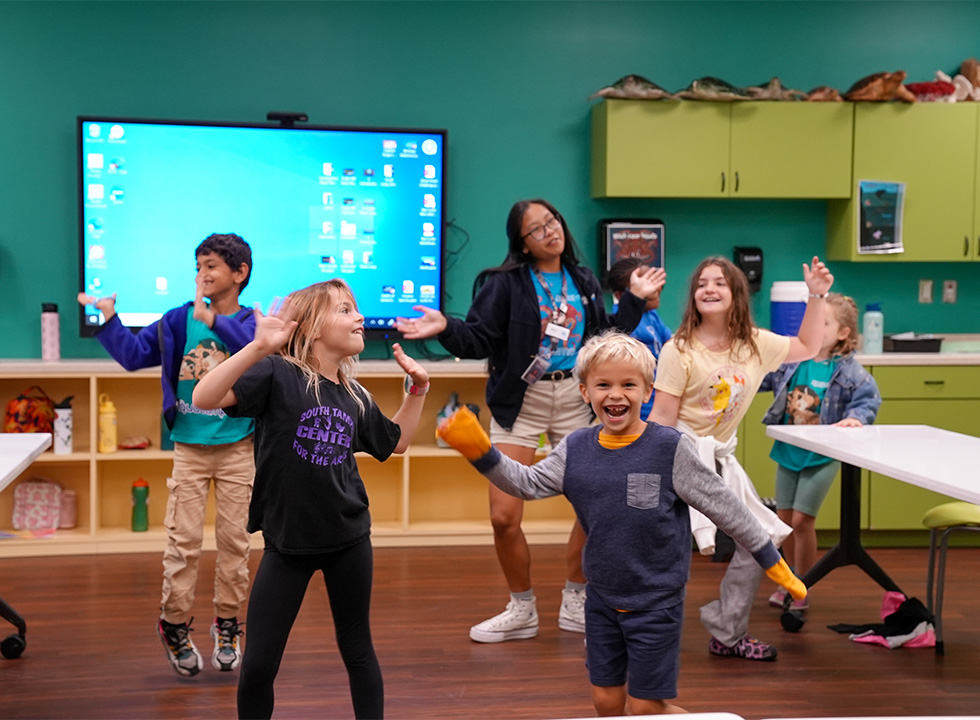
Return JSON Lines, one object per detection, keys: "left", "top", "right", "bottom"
{"left": 160, "top": 437, "right": 254, "bottom": 624}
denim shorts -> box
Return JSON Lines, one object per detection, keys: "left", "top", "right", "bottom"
{"left": 585, "top": 592, "right": 683, "bottom": 700}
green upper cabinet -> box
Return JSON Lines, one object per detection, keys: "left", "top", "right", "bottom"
{"left": 590, "top": 99, "right": 853, "bottom": 199}
{"left": 827, "top": 103, "right": 980, "bottom": 262}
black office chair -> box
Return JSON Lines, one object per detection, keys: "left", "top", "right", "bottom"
{"left": 1, "top": 596, "right": 27, "bottom": 658}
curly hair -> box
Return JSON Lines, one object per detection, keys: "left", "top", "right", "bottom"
{"left": 195, "top": 233, "right": 253, "bottom": 292}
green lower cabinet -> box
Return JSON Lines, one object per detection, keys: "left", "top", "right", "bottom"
{"left": 867, "top": 365, "right": 980, "bottom": 530}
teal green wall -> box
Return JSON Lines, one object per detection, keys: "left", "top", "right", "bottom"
{"left": 2, "top": 1, "right": 979, "bottom": 359}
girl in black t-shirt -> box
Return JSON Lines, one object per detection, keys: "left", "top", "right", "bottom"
{"left": 195, "top": 279, "right": 429, "bottom": 720}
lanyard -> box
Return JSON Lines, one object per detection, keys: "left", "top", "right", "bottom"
{"left": 531, "top": 265, "right": 569, "bottom": 357}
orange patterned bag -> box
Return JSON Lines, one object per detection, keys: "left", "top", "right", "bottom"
{"left": 3, "top": 386, "right": 56, "bottom": 434}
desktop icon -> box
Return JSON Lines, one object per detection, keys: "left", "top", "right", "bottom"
{"left": 423, "top": 164, "right": 436, "bottom": 179}
{"left": 421, "top": 139, "right": 438, "bottom": 156}
{"left": 87, "top": 153, "right": 104, "bottom": 170}
{"left": 402, "top": 280, "right": 414, "bottom": 294}
{"left": 88, "top": 184, "right": 105, "bottom": 200}
{"left": 423, "top": 194, "right": 436, "bottom": 209}
{"left": 108, "top": 125, "right": 125, "bottom": 140}
{"left": 322, "top": 162, "right": 334, "bottom": 176}
{"left": 422, "top": 223, "right": 435, "bottom": 237}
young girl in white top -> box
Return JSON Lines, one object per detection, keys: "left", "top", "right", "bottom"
{"left": 194, "top": 279, "right": 429, "bottom": 719}
{"left": 649, "top": 256, "right": 833, "bottom": 661}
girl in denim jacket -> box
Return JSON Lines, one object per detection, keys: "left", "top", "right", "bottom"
{"left": 761, "top": 293, "right": 881, "bottom": 611}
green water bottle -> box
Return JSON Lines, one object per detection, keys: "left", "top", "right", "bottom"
{"left": 131, "top": 478, "right": 149, "bottom": 532}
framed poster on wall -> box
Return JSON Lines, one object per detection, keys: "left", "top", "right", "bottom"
{"left": 599, "top": 219, "right": 665, "bottom": 271}
{"left": 857, "top": 180, "right": 904, "bottom": 254}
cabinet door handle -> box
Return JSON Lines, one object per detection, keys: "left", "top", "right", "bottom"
{"left": 965, "top": 236, "right": 970, "bottom": 257}
{"left": 923, "top": 380, "right": 945, "bottom": 386}
{"left": 976, "top": 236, "right": 979, "bottom": 257}
{"left": 721, "top": 172, "right": 726, "bottom": 193}
{"left": 735, "top": 171, "right": 740, "bottom": 193}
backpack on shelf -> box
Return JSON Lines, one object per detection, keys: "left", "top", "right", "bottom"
{"left": 11, "top": 477, "right": 62, "bottom": 530}
{"left": 3, "top": 385, "right": 56, "bottom": 434}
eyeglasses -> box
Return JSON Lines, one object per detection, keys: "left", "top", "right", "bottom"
{"left": 521, "top": 215, "right": 562, "bottom": 242}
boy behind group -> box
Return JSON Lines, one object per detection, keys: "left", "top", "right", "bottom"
{"left": 78, "top": 232, "right": 257, "bottom": 677}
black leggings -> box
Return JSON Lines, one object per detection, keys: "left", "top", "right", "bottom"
{"left": 237, "top": 540, "right": 383, "bottom": 719}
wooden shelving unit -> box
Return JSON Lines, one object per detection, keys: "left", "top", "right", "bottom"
{"left": 0, "top": 359, "right": 576, "bottom": 558}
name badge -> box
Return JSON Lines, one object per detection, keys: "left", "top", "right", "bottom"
{"left": 544, "top": 322, "right": 570, "bottom": 342}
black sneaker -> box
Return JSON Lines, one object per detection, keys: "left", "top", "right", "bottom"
{"left": 210, "top": 617, "right": 243, "bottom": 671}
{"left": 157, "top": 618, "right": 203, "bottom": 677}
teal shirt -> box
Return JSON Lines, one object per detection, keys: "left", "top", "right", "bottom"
{"left": 530, "top": 267, "right": 585, "bottom": 373}
{"left": 170, "top": 311, "right": 254, "bottom": 445}
{"left": 769, "top": 358, "right": 836, "bottom": 471}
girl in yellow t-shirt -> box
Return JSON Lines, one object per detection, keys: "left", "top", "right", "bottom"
{"left": 650, "top": 255, "right": 833, "bottom": 661}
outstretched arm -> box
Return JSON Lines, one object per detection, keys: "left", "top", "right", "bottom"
{"left": 672, "top": 438, "right": 806, "bottom": 601}
{"left": 390, "top": 343, "right": 430, "bottom": 453}
{"left": 193, "top": 300, "right": 294, "bottom": 409}
{"left": 437, "top": 406, "right": 567, "bottom": 499}
{"left": 77, "top": 292, "right": 117, "bottom": 323}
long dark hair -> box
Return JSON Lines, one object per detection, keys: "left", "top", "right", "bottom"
{"left": 473, "top": 198, "right": 582, "bottom": 298}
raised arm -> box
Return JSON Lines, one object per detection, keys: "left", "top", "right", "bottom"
{"left": 390, "top": 343, "right": 430, "bottom": 453}
{"left": 785, "top": 256, "right": 834, "bottom": 364}
{"left": 193, "top": 301, "right": 295, "bottom": 409}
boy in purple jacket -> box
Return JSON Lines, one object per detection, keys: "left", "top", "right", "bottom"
{"left": 79, "top": 233, "right": 256, "bottom": 678}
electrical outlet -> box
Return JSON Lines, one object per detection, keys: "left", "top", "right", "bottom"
{"left": 918, "top": 279, "right": 934, "bottom": 303}
{"left": 943, "top": 280, "right": 957, "bottom": 303}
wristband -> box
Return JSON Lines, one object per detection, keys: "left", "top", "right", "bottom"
{"left": 808, "top": 292, "right": 828, "bottom": 299}
{"left": 405, "top": 376, "right": 430, "bottom": 396}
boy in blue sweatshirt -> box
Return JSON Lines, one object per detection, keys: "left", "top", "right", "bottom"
{"left": 438, "top": 330, "right": 805, "bottom": 716}
{"left": 78, "top": 233, "right": 256, "bottom": 678}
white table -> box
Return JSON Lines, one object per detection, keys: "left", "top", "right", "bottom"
{"left": 0, "top": 433, "right": 52, "bottom": 490}
{"left": 0, "top": 432, "right": 51, "bottom": 658}
{"left": 766, "top": 425, "right": 978, "bottom": 650}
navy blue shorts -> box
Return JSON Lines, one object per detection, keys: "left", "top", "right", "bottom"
{"left": 585, "top": 593, "right": 683, "bottom": 700}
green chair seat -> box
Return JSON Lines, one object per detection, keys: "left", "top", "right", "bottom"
{"left": 922, "top": 501, "right": 980, "bottom": 529}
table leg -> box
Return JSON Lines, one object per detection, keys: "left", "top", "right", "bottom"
{"left": 801, "top": 462, "right": 902, "bottom": 593}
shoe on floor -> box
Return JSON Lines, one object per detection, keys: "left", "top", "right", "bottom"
{"left": 210, "top": 617, "right": 243, "bottom": 671}
{"left": 558, "top": 588, "right": 585, "bottom": 633}
{"left": 769, "top": 588, "right": 809, "bottom": 611}
{"left": 158, "top": 617, "right": 203, "bottom": 677}
{"left": 469, "top": 597, "right": 538, "bottom": 643}
{"left": 708, "top": 635, "right": 778, "bottom": 661}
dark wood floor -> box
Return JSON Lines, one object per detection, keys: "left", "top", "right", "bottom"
{"left": 1, "top": 544, "right": 977, "bottom": 719}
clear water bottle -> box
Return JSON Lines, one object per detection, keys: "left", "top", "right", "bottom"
{"left": 863, "top": 303, "right": 884, "bottom": 355}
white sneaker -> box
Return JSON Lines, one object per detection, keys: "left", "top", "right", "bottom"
{"left": 558, "top": 587, "right": 585, "bottom": 633}
{"left": 469, "top": 597, "right": 538, "bottom": 643}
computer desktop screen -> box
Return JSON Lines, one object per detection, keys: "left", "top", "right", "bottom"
{"left": 78, "top": 117, "right": 447, "bottom": 338}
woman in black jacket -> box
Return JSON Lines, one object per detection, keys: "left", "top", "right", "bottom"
{"left": 397, "top": 198, "right": 662, "bottom": 643}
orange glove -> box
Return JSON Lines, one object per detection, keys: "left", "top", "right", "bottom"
{"left": 436, "top": 406, "right": 491, "bottom": 461}
{"left": 765, "top": 558, "right": 807, "bottom": 602}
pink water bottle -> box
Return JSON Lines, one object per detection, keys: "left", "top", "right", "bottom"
{"left": 41, "top": 303, "right": 60, "bottom": 361}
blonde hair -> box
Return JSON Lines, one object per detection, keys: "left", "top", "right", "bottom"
{"left": 575, "top": 330, "right": 656, "bottom": 388}
{"left": 279, "top": 279, "right": 365, "bottom": 411}
{"left": 826, "top": 292, "right": 859, "bottom": 358}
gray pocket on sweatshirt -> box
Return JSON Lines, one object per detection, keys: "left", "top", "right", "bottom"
{"left": 626, "top": 473, "right": 661, "bottom": 510}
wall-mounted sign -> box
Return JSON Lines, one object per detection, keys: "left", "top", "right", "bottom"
{"left": 858, "top": 180, "right": 905, "bottom": 255}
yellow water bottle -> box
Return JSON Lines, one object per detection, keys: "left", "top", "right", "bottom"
{"left": 98, "top": 393, "right": 118, "bottom": 453}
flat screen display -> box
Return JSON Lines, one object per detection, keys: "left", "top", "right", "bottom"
{"left": 78, "top": 117, "right": 447, "bottom": 337}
